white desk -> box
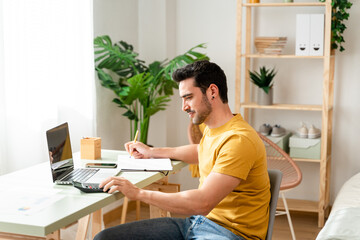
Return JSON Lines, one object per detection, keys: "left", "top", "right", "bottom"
{"left": 0, "top": 150, "right": 186, "bottom": 238}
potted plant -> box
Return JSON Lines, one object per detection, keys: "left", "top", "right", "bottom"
{"left": 94, "top": 35, "right": 209, "bottom": 144}
{"left": 249, "top": 66, "right": 276, "bottom": 105}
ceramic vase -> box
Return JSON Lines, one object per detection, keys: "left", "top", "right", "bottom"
{"left": 257, "top": 88, "right": 273, "bottom": 105}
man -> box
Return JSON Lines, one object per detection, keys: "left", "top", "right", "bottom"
{"left": 95, "top": 60, "right": 270, "bottom": 240}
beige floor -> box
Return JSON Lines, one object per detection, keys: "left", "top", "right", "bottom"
{"left": 272, "top": 212, "right": 321, "bottom": 240}
{"left": 60, "top": 204, "right": 321, "bottom": 240}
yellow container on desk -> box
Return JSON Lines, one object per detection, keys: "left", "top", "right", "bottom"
{"left": 81, "top": 137, "right": 101, "bottom": 160}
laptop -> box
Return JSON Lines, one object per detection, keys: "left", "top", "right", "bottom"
{"left": 46, "top": 122, "right": 120, "bottom": 185}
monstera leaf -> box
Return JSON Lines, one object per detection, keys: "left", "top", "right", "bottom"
{"left": 94, "top": 36, "right": 147, "bottom": 81}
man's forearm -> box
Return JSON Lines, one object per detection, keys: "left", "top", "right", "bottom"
{"left": 150, "top": 144, "right": 198, "bottom": 164}
{"left": 113, "top": 172, "right": 240, "bottom": 217}
{"left": 137, "top": 188, "right": 210, "bottom": 216}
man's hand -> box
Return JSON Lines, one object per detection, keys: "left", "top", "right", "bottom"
{"left": 100, "top": 176, "right": 141, "bottom": 199}
{"left": 124, "top": 141, "right": 152, "bottom": 159}
{"left": 125, "top": 142, "right": 199, "bottom": 164}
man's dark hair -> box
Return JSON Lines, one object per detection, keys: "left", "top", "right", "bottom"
{"left": 172, "top": 60, "right": 228, "bottom": 103}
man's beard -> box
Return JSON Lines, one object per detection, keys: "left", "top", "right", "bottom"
{"left": 192, "top": 95, "right": 212, "bottom": 125}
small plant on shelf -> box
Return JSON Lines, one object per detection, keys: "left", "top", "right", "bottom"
{"left": 249, "top": 66, "right": 276, "bottom": 94}
{"left": 249, "top": 66, "right": 277, "bottom": 105}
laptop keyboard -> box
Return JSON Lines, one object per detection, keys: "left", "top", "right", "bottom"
{"left": 62, "top": 168, "right": 99, "bottom": 182}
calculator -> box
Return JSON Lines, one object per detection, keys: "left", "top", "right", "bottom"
{"left": 73, "top": 181, "right": 109, "bottom": 193}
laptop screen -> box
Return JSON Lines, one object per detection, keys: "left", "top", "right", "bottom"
{"left": 46, "top": 122, "right": 74, "bottom": 182}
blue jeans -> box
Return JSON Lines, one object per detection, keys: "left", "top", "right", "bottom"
{"left": 94, "top": 215, "right": 246, "bottom": 240}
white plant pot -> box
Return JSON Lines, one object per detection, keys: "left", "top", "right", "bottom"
{"left": 257, "top": 88, "right": 273, "bottom": 105}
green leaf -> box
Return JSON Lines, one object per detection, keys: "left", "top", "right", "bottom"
{"left": 96, "top": 68, "right": 119, "bottom": 89}
{"left": 94, "top": 36, "right": 146, "bottom": 80}
{"left": 323, "top": 0, "right": 352, "bottom": 52}
{"left": 145, "top": 95, "right": 171, "bottom": 117}
{"left": 120, "top": 73, "right": 152, "bottom": 105}
{"left": 262, "top": 86, "right": 270, "bottom": 94}
{"left": 123, "top": 109, "right": 138, "bottom": 121}
{"left": 112, "top": 98, "right": 123, "bottom": 105}
{"left": 160, "top": 43, "right": 209, "bottom": 82}
{"left": 249, "top": 66, "right": 276, "bottom": 89}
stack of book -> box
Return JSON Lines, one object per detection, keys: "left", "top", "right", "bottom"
{"left": 254, "top": 37, "right": 287, "bottom": 55}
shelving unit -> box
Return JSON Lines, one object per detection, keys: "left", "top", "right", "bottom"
{"left": 243, "top": 54, "right": 325, "bottom": 58}
{"left": 235, "top": 0, "right": 334, "bottom": 227}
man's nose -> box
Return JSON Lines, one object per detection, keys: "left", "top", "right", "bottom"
{"left": 182, "top": 100, "right": 189, "bottom": 112}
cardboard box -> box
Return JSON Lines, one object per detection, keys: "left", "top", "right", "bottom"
{"left": 289, "top": 135, "right": 320, "bottom": 159}
{"left": 81, "top": 137, "right": 101, "bottom": 160}
{"left": 265, "top": 132, "right": 292, "bottom": 153}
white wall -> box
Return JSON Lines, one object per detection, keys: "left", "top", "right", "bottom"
{"left": 93, "top": 0, "right": 360, "bottom": 204}
{"left": 93, "top": 0, "right": 138, "bottom": 150}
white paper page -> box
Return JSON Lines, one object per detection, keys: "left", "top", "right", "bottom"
{"left": 117, "top": 155, "right": 173, "bottom": 171}
{"left": 0, "top": 188, "right": 64, "bottom": 215}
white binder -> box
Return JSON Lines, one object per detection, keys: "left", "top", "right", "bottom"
{"left": 310, "top": 14, "right": 324, "bottom": 56}
{"left": 295, "top": 14, "right": 310, "bottom": 56}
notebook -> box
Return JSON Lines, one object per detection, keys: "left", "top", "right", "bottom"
{"left": 46, "top": 122, "right": 120, "bottom": 185}
{"left": 117, "top": 155, "right": 173, "bottom": 172}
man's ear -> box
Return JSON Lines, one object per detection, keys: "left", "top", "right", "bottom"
{"left": 208, "top": 84, "right": 219, "bottom": 99}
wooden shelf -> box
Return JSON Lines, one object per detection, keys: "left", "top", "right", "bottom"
{"left": 240, "top": 102, "right": 323, "bottom": 111}
{"left": 243, "top": 2, "right": 326, "bottom": 7}
{"left": 242, "top": 54, "right": 324, "bottom": 59}
{"left": 268, "top": 156, "right": 320, "bottom": 163}
{"left": 293, "top": 158, "right": 321, "bottom": 163}
{"left": 236, "top": 0, "right": 334, "bottom": 227}
{"left": 277, "top": 198, "right": 319, "bottom": 213}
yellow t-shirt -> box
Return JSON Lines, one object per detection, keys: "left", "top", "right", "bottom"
{"left": 198, "top": 114, "right": 270, "bottom": 240}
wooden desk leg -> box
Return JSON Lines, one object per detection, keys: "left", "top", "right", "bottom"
{"left": 121, "top": 197, "right": 141, "bottom": 224}
{"left": 120, "top": 197, "right": 129, "bottom": 224}
{"left": 75, "top": 214, "right": 90, "bottom": 240}
{"left": 136, "top": 200, "right": 141, "bottom": 220}
{"left": 147, "top": 183, "right": 180, "bottom": 219}
{"left": 46, "top": 230, "right": 60, "bottom": 240}
{"left": 91, "top": 209, "right": 103, "bottom": 238}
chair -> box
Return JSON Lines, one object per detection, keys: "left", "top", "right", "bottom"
{"left": 267, "top": 169, "right": 282, "bottom": 240}
{"left": 258, "top": 132, "right": 302, "bottom": 240}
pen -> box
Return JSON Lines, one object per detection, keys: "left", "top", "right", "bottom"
{"left": 130, "top": 130, "right": 139, "bottom": 157}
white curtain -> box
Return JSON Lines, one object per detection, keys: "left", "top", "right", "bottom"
{"left": 0, "top": 0, "right": 95, "bottom": 175}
